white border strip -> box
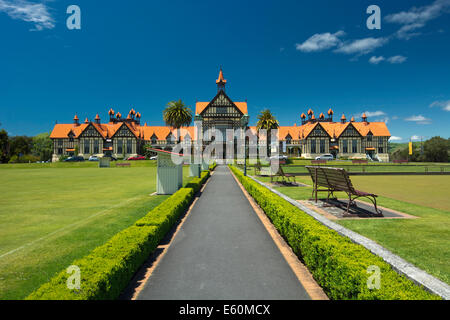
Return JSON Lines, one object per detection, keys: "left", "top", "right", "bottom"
{"left": 246, "top": 173, "right": 450, "bottom": 300}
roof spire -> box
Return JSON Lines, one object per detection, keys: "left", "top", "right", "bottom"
{"left": 216, "top": 67, "right": 227, "bottom": 92}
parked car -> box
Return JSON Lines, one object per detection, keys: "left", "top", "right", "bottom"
{"left": 88, "top": 156, "right": 99, "bottom": 161}
{"left": 315, "top": 154, "right": 334, "bottom": 161}
{"left": 127, "top": 155, "right": 146, "bottom": 161}
{"left": 149, "top": 156, "right": 158, "bottom": 160}
{"left": 104, "top": 156, "right": 117, "bottom": 161}
{"left": 64, "top": 156, "right": 85, "bottom": 162}
{"left": 269, "top": 155, "right": 288, "bottom": 161}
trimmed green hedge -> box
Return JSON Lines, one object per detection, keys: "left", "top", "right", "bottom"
{"left": 229, "top": 165, "right": 439, "bottom": 300}
{"left": 185, "top": 171, "right": 210, "bottom": 194}
{"left": 26, "top": 225, "right": 160, "bottom": 300}
{"left": 209, "top": 162, "right": 217, "bottom": 171}
{"left": 27, "top": 167, "right": 214, "bottom": 300}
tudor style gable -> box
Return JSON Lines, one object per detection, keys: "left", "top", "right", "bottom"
{"left": 112, "top": 123, "right": 138, "bottom": 139}
{"left": 308, "top": 123, "right": 331, "bottom": 138}
{"left": 200, "top": 91, "right": 244, "bottom": 118}
{"left": 339, "top": 123, "right": 362, "bottom": 138}
{"left": 79, "top": 124, "right": 103, "bottom": 138}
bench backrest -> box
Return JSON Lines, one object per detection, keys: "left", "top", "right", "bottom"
{"left": 311, "top": 160, "right": 327, "bottom": 164}
{"left": 306, "top": 166, "right": 355, "bottom": 193}
{"left": 352, "top": 159, "right": 368, "bottom": 164}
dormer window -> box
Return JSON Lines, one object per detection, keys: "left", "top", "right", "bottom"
{"left": 286, "top": 134, "right": 292, "bottom": 144}
{"left": 166, "top": 134, "right": 175, "bottom": 144}
{"left": 151, "top": 134, "right": 157, "bottom": 145}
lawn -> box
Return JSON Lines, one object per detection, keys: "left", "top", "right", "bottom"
{"left": 0, "top": 163, "right": 193, "bottom": 300}
{"left": 254, "top": 173, "right": 450, "bottom": 285}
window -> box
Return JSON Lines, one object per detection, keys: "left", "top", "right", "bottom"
{"left": 310, "top": 140, "right": 316, "bottom": 153}
{"left": 127, "top": 140, "right": 132, "bottom": 154}
{"left": 84, "top": 141, "right": 90, "bottom": 154}
{"left": 93, "top": 140, "right": 99, "bottom": 154}
{"left": 320, "top": 140, "right": 325, "bottom": 153}
{"left": 216, "top": 107, "right": 227, "bottom": 114}
{"left": 343, "top": 140, "right": 348, "bottom": 153}
{"left": 378, "top": 147, "right": 384, "bottom": 154}
{"left": 117, "top": 140, "right": 123, "bottom": 154}
{"left": 379, "top": 137, "right": 383, "bottom": 145}
{"left": 367, "top": 135, "right": 372, "bottom": 142}
{"left": 352, "top": 140, "right": 358, "bottom": 153}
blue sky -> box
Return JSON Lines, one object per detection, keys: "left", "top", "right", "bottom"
{"left": 0, "top": 0, "right": 449, "bottom": 142}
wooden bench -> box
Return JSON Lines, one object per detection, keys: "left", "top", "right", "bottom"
{"left": 311, "top": 160, "right": 327, "bottom": 165}
{"left": 116, "top": 163, "right": 131, "bottom": 167}
{"left": 306, "top": 166, "right": 382, "bottom": 216}
{"left": 259, "top": 166, "right": 296, "bottom": 184}
{"left": 352, "top": 159, "right": 368, "bottom": 164}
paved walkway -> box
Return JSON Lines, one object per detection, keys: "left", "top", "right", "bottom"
{"left": 137, "top": 166, "right": 310, "bottom": 300}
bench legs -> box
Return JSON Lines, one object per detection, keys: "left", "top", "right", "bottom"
{"left": 344, "top": 194, "right": 383, "bottom": 217}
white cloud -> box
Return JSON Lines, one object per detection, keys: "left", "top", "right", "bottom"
{"left": 369, "top": 56, "right": 385, "bottom": 64}
{"left": 364, "top": 111, "right": 386, "bottom": 117}
{"left": 430, "top": 100, "right": 450, "bottom": 111}
{"left": 411, "top": 135, "right": 421, "bottom": 141}
{"left": 334, "top": 37, "right": 388, "bottom": 55}
{"left": 0, "top": 0, "right": 54, "bottom": 31}
{"left": 295, "top": 31, "right": 345, "bottom": 52}
{"left": 405, "top": 115, "right": 432, "bottom": 124}
{"left": 385, "top": 0, "right": 450, "bottom": 39}
{"left": 389, "top": 136, "right": 403, "bottom": 142}
{"left": 387, "top": 55, "right": 408, "bottom": 64}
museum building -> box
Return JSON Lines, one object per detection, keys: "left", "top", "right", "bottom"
{"left": 50, "top": 69, "right": 391, "bottom": 162}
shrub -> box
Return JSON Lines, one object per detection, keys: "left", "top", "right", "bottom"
{"left": 229, "top": 165, "right": 439, "bottom": 300}
{"left": 27, "top": 226, "right": 160, "bottom": 300}
{"left": 209, "top": 162, "right": 217, "bottom": 171}
{"left": 135, "top": 188, "right": 194, "bottom": 238}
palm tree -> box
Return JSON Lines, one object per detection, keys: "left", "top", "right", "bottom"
{"left": 256, "top": 109, "right": 279, "bottom": 156}
{"left": 163, "top": 100, "right": 193, "bottom": 144}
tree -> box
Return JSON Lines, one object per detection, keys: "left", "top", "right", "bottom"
{"left": 9, "top": 136, "right": 32, "bottom": 157}
{"left": 0, "top": 129, "right": 9, "bottom": 163}
{"left": 32, "top": 132, "right": 53, "bottom": 161}
{"left": 163, "top": 100, "right": 192, "bottom": 144}
{"left": 256, "top": 109, "right": 279, "bottom": 156}
{"left": 423, "top": 136, "right": 449, "bottom": 163}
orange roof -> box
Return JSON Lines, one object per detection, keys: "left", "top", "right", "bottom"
{"left": 216, "top": 69, "right": 227, "bottom": 84}
{"left": 195, "top": 101, "right": 247, "bottom": 115}
{"left": 328, "top": 108, "right": 334, "bottom": 115}
{"left": 84, "top": 118, "right": 89, "bottom": 124}
{"left": 341, "top": 114, "right": 346, "bottom": 120}
{"left": 140, "top": 126, "right": 195, "bottom": 141}
{"left": 73, "top": 114, "right": 79, "bottom": 121}
{"left": 95, "top": 114, "right": 100, "bottom": 120}
{"left": 300, "top": 113, "right": 306, "bottom": 119}
{"left": 350, "top": 117, "right": 355, "bottom": 122}
{"left": 319, "top": 113, "right": 324, "bottom": 119}
{"left": 307, "top": 109, "right": 314, "bottom": 115}
{"left": 352, "top": 121, "right": 391, "bottom": 136}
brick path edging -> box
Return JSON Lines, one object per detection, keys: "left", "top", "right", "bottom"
{"left": 246, "top": 173, "right": 450, "bottom": 300}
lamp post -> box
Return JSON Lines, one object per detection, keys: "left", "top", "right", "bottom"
{"left": 244, "top": 137, "right": 248, "bottom": 176}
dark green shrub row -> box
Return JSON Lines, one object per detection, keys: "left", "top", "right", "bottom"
{"left": 26, "top": 225, "right": 160, "bottom": 300}
{"left": 209, "top": 162, "right": 217, "bottom": 171}
{"left": 185, "top": 170, "right": 211, "bottom": 193}
{"left": 229, "top": 166, "right": 439, "bottom": 300}
{"left": 27, "top": 167, "right": 215, "bottom": 300}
